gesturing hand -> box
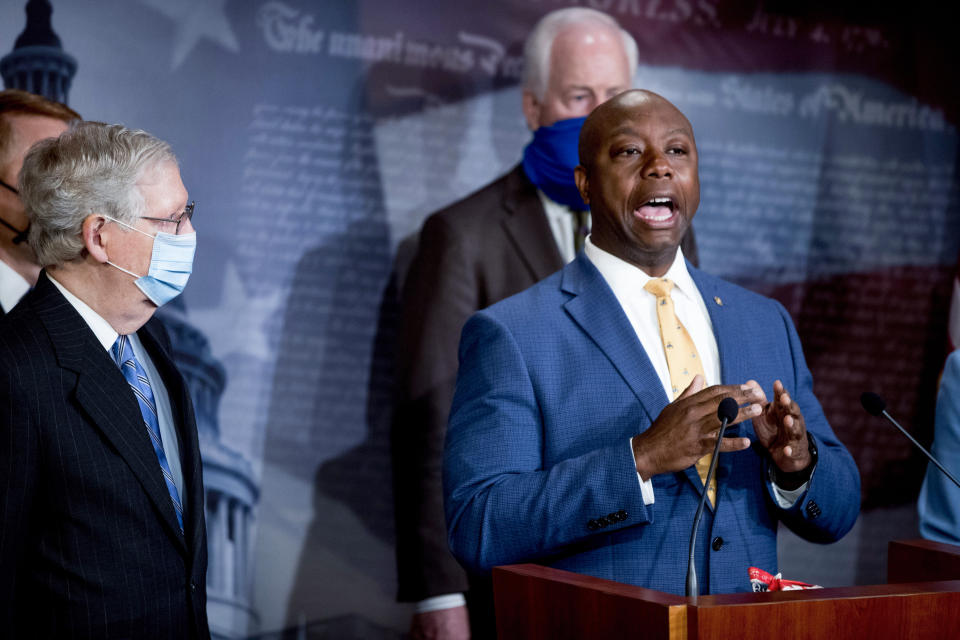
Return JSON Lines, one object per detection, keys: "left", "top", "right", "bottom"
{"left": 751, "top": 379, "right": 812, "bottom": 475}
{"left": 632, "top": 375, "right": 760, "bottom": 479}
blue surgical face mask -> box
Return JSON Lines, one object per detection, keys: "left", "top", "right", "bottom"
{"left": 104, "top": 216, "right": 196, "bottom": 306}
{"left": 521, "top": 116, "right": 588, "bottom": 211}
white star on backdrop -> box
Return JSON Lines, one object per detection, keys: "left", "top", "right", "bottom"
{"left": 136, "top": 0, "right": 239, "bottom": 70}
{"left": 187, "top": 261, "right": 284, "bottom": 362}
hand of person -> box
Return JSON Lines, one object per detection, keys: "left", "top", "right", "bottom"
{"left": 409, "top": 606, "right": 471, "bottom": 640}
{"left": 750, "top": 379, "right": 812, "bottom": 480}
{"left": 632, "top": 375, "right": 760, "bottom": 479}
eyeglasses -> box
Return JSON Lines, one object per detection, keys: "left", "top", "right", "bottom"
{"left": 140, "top": 201, "right": 195, "bottom": 234}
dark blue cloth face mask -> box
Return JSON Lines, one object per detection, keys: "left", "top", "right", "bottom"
{"left": 521, "top": 116, "right": 588, "bottom": 211}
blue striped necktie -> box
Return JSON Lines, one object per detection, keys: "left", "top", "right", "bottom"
{"left": 112, "top": 334, "right": 184, "bottom": 532}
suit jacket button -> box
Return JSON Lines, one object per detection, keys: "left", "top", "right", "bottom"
{"left": 711, "top": 536, "right": 724, "bottom": 551}
{"left": 597, "top": 516, "right": 609, "bottom": 528}
{"left": 587, "top": 519, "right": 599, "bottom": 531}
{"left": 189, "top": 581, "right": 197, "bottom": 592}
{"left": 805, "top": 501, "right": 821, "bottom": 519}
{"left": 616, "top": 510, "right": 628, "bottom": 521}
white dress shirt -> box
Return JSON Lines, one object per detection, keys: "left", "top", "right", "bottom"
{"left": 585, "top": 238, "right": 721, "bottom": 398}
{"left": 0, "top": 258, "right": 30, "bottom": 313}
{"left": 47, "top": 275, "right": 185, "bottom": 503}
{"left": 538, "top": 190, "right": 590, "bottom": 264}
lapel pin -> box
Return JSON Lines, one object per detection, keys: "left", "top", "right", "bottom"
{"left": 714, "top": 296, "right": 723, "bottom": 306}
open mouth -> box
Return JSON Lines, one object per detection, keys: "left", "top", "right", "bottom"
{"left": 634, "top": 197, "right": 677, "bottom": 223}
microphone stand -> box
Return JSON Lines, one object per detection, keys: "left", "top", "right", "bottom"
{"left": 861, "top": 392, "right": 960, "bottom": 490}
{"left": 686, "top": 404, "right": 734, "bottom": 599}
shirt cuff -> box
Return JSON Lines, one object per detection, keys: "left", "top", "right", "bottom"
{"left": 768, "top": 435, "right": 818, "bottom": 508}
{"left": 415, "top": 593, "right": 467, "bottom": 614}
{"left": 771, "top": 479, "right": 808, "bottom": 508}
{"left": 629, "top": 437, "right": 656, "bottom": 505}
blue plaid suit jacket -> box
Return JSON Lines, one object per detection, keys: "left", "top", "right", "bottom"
{"left": 444, "top": 252, "right": 860, "bottom": 595}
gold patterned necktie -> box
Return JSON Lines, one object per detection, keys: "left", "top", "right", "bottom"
{"left": 643, "top": 278, "right": 716, "bottom": 506}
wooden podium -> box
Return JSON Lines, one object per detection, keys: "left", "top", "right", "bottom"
{"left": 492, "top": 539, "right": 960, "bottom": 639}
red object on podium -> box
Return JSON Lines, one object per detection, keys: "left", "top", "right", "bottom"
{"left": 492, "top": 539, "right": 960, "bottom": 639}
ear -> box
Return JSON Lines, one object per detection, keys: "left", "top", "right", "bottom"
{"left": 574, "top": 165, "right": 590, "bottom": 206}
{"left": 82, "top": 214, "right": 111, "bottom": 263}
{"left": 521, "top": 90, "right": 542, "bottom": 131}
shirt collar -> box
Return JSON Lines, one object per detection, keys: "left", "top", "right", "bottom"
{"left": 537, "top": 189, "right": 569, "bottom": 218}
{"left": 584, "top": 236, "right": 695, "bottom": 300}
{"left": 47, "top": 274, "right": 119, "bottom": 352}
{"left": 0, "top": 259, "right": 31, "bottom": 312}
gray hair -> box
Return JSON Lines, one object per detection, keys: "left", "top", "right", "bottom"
{"left": 522, "top": 7, "right": 639, "bottom": 100}
{"left": 19, "top": 121, "right": 176, "bottom": 267}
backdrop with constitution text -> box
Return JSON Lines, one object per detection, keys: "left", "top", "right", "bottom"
{"left": 2, "top": 1, "right": 958, "bottom": 637}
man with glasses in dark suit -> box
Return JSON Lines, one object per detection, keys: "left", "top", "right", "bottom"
{"left": 0, "top": 121, "right": 208, "bottom": 639}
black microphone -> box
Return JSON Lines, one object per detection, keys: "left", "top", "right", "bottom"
{"left": 686, "top": 397, "right": 739, "bottom": 598}
{"left": 860, "top": 391, "right": 960, "bottom": 490}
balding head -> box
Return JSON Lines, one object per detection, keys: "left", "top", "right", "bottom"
{"left": 573, "top": 90, "right": 699, "bottom": 276}
{"left": 578, "top": 90, "right": 694, "bottom": 173}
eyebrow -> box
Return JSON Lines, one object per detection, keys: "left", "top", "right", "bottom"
{"left": 608, "top": 125, "right": 640, "bottom": 138}
{"left": 159, "top": 205, "right": 188, "bottom": 220}
{"left": 607, "top": 125, "right": 692, "bottom": 138}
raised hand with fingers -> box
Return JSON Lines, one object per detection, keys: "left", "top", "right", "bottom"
{"left": 632, "top": 375, "right": 762, "bottom": 480}
{"left": 751, "top": 379, "right": 813, "bottom": 487}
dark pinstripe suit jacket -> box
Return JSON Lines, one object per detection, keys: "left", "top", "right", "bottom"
{"left": 0, "top": 272, "right": 210, "bottom": 640}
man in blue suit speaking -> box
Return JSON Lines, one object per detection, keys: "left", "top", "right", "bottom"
{"left": 443, "top": 90, "right": 860, "bottom": 595}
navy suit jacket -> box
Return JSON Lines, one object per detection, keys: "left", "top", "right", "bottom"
{"left": 0, "top": 272, "right": 210, "bottom": 639}
{"left": 444, "top": 253, "right": 860, "bottom": 595}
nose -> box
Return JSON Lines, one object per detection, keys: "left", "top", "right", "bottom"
{"left": 643, "top": 150, "right": 672, "bottom": 179}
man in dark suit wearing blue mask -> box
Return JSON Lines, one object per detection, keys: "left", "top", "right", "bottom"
{"left": 393, "top": 7, "right": 698, "bottom": 639}
{"left": 0, "top": 121, "right": 209, "bottom": 639}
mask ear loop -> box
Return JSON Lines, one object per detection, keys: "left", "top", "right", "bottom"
{"left": 105, "top": 260, "right": 142, "bottom": 279}
{"left": 100, "top": 215, "right": 153, "bottom": 279}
